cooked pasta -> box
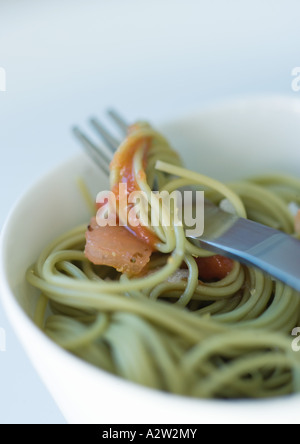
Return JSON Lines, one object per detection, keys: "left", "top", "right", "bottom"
{"left": 27, "top": 121, "right": 300, "bottom": 399}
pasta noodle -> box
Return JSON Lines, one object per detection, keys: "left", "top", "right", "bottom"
{"left": 27, "top": 122, "right": 300, "bottom": 399}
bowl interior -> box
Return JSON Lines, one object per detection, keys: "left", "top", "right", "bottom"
{"left": 161, "top": 95, "right": 300, "bottom": 181}
{"left": 2, "top": 95, "right": 300, "bottom": 423}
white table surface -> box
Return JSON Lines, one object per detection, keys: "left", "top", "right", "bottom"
{"left": 1, "top": 0, "right": 300, "bottom": 424}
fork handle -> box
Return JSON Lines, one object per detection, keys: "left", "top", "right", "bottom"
{"left": 190, "top": 215, "right": 300, "bottom": 292}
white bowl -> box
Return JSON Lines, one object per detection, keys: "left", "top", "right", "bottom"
{"left": 1, "top": 95, "right": 300, "bottom": 424}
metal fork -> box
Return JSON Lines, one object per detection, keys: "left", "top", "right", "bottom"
{"left": 72, "top": 110, "right": 300, "bottom": 292}
{"left": 72, "top": 109, "right": 128, "bottom": 176}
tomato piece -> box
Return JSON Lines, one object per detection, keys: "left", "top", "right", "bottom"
{"left": 85, "top": 218, "right": 152, "bottom": 275}
{"left": 195, "top": 255, "right": 234, "bottom": 281}
{"left": 110, "top": 129, "right": 159, "bottom": 249}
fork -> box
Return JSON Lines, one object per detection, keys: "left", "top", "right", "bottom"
{"left": 72, "top": 109, "right": 300, "bottom": 292}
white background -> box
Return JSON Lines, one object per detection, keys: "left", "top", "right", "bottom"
{"left": 0, "top": 0, "right": 300, "bottom": 424}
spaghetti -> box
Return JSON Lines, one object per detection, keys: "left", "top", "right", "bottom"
{"left": 27, "top": 122, "right": 300, "bottom": 399}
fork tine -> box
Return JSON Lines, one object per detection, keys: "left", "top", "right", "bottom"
{"left": 107, "top": 109, "right": 129, "bottom": 134}
{"left": 90, "top": 118, "right": 121, "bottom": 152}
{"left": 72, "top": 126, "right": 111, "bottom": 176}
{"left": 73, "top": 109, "right": 130, "bottom": 176}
